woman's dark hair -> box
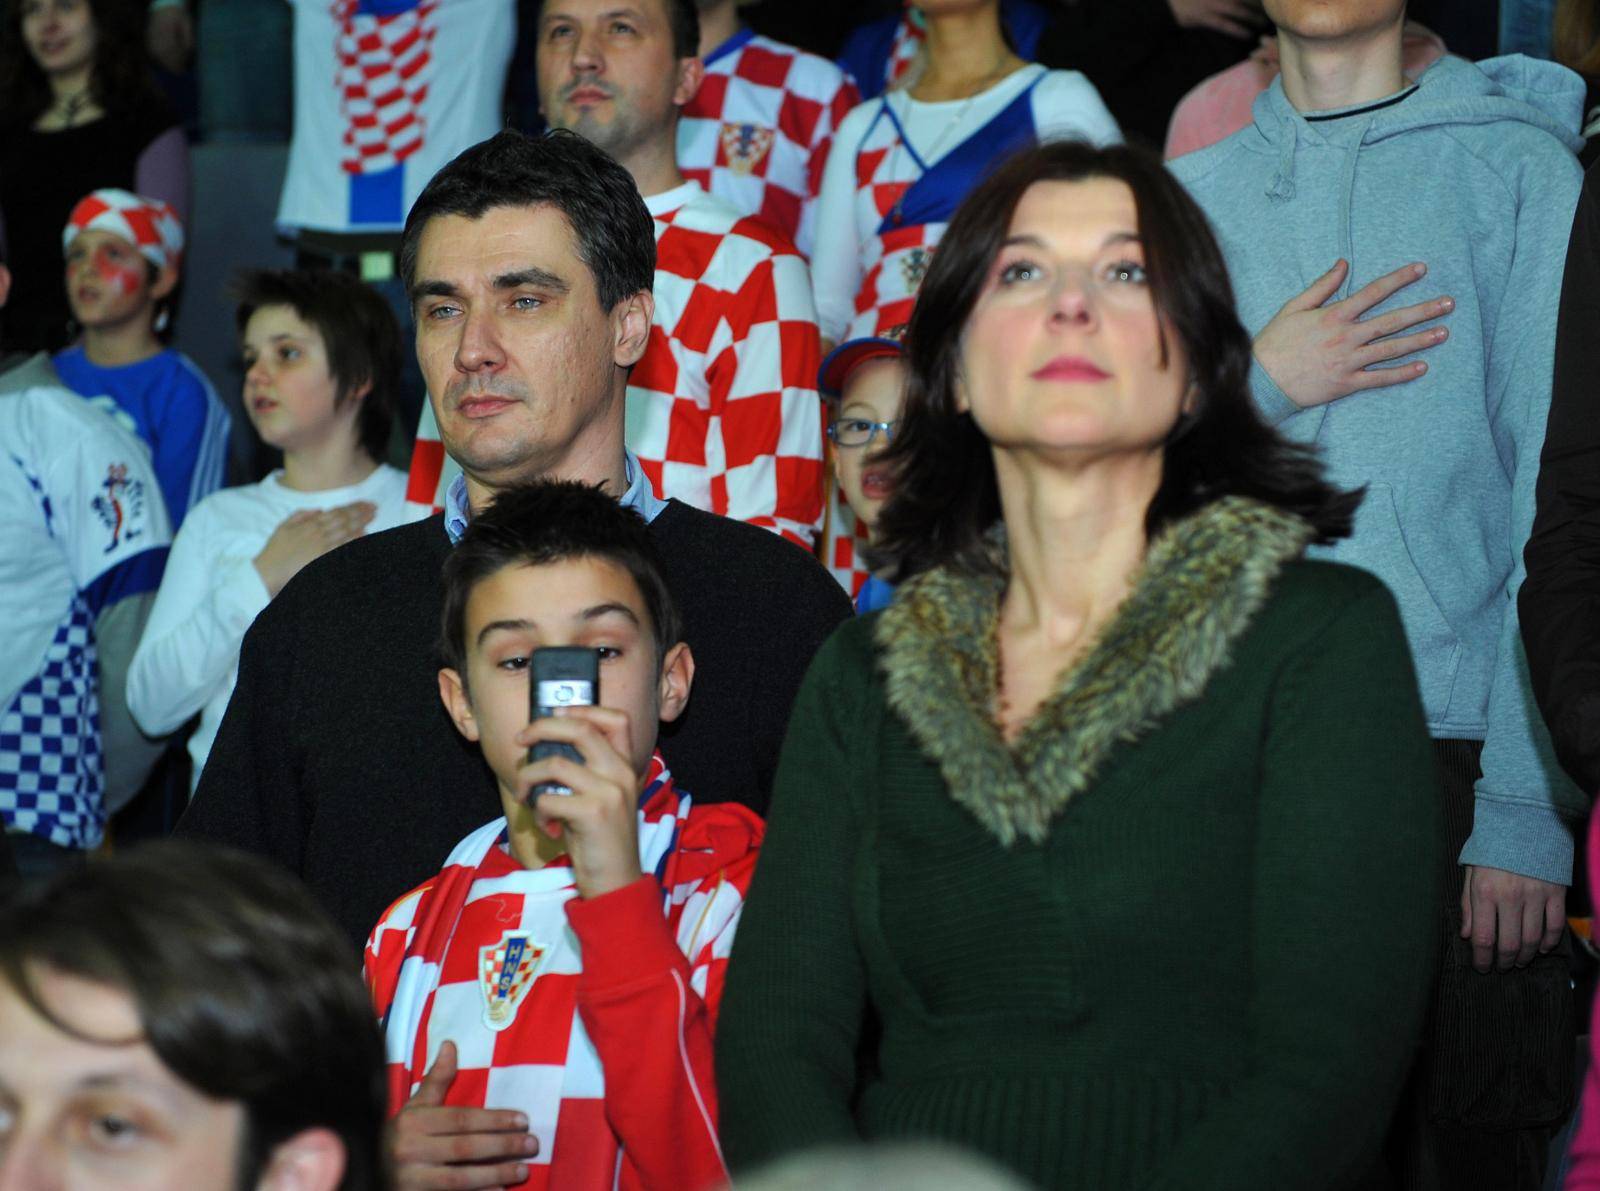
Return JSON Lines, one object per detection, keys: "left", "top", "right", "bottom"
{"left": 0, "top": 842, "right": 390, "bottom": 1190}
{"left": 439, "top": 479, "right": 683, "bottom": 682}
{"left": 871, "top": 138, "right": 1360, "bottom": 581}
{"left": 399, "top": 128, "right": 656, "bottom": 315}
{"left": 0, "top": 0, "right": 164, "bottom": 130}
{"left": 235, "top": 268, "right": 402, "bottom": 463}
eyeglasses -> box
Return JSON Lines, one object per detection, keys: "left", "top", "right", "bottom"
{"left": 827, "top": 417, "right": 899, "bottom": 448}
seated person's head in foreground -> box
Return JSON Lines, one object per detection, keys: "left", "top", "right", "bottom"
{"left": 0, "top": 841, "right": 388, "bottom": 1190}
{"left": 235, "top": 268, "right": 403, "bottom": 469}
{"left": 437, "top": 480, "right": 693, "bottom": 854}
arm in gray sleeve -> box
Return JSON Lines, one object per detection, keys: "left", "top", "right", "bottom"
{"left": 96, "top": 592, "right": 170, "bottom": 814}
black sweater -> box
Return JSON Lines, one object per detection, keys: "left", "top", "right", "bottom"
{"left": 1523, "top": 160, "right": 1600, "bottom": 796}
{"left": 176, "top": 502, "right": 851, "bottom": 944}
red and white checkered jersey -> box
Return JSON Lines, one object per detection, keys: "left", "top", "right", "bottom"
{"left": 821, "top": 482, "right": 873, "bottom": 599}
{"left": 278, "top": 0, "right": 513, "bottom": 233}
{"left": 811, "top": 66, "right": 1121, "bottom": 344}
{"left": 365, "top": 755, "right": 762, "bottom": 1191}
{"left": 884, "top": 11, "right": 925, "bottom": 92}
{"left": 678, "top": 29, "right": 860, "bottom": 259}
{"left": 403, "top": 182, "right": 826, "bottom": 548}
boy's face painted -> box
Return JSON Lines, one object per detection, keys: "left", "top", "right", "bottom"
{"left": 241, "top": 304, "right": 362, "bottom": 455}
{"left": 63, "top": 230, "right": 164, "bottom": 332}
{"left": 440, "top": 556, "right": 690, "bottom": 805}
{"left": 0, "top": 966, "right": 248, "bottom": 1190}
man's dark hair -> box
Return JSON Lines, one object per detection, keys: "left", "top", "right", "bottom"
{"left": 398, "top": 129, "right": 655, "bottom": 314}
{"left": 0, "top": 842, "right": 389, "bottom": 1191}
{"left": 234, "top": 268, "right": 402, "bottom": 462}
{"left": 439, "top": 480, "right": 682, "bottom": 680}
{"left": 871, "top": 139, "right": 1362, "bottom": 582}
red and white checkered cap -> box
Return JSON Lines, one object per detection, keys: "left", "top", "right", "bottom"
{"left": 62, "top": 189, "right": 185, "bottom": 273}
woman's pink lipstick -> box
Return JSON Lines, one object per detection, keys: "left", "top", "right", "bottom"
{"left": 1031, "top": 356, "right": 1110, "bottom": 382}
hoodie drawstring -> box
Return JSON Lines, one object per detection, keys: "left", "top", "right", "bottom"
{"left": 1267, "top": 118, "right": 1299, "bottom": 202}
{"left": 1335, "top": 119, "right": 1374, "bottom": 281}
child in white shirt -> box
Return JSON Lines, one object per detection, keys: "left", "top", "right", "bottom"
{"left": 128, "top": 268, "right": 427, "bottom": 790}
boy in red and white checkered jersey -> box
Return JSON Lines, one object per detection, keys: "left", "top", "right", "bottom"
{"left": 366, "top": 480, "right": 760, "bottom": 1191}
{"left": 677, "top": 0, "right": 860, "bottom": 259}
{"left": 405, "top": 0, "right": 825, "bottom": 547}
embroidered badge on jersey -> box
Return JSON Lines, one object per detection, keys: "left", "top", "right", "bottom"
{"left": 719, "top": 122, "right": 774, "bottom": 175}
{"left": 480, "top": 931, "right": 549, "bottom": 1030}
{"left": 898, "top": 246, "right": 934, "bottom": 292}
{"left": 90, "top": 463, "right": 147, "bottom": 553}
{"left": 678, "top": 30, "right": 859, "bottom": 258}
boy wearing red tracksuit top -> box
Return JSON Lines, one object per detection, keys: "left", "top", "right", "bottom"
{"left": 364, "top": 480, "right": 761, "bottom": 1191}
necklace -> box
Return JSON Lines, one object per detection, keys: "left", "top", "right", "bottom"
{"left": 47, "top": 86, "right": 92, "bottom": 128}
{"left": 887, "top": 52, "right": 1016, "bottom": 227}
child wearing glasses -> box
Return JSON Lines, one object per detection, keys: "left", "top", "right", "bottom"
{"left": 820, "top": 337, "right": 905, "bottom": 614}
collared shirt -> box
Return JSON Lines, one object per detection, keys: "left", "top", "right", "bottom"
{"left": 441, "top": 450, "right": 667, "bottom": 545}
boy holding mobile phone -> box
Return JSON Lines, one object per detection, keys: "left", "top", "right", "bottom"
{"left": 363, "top": 480, "right": 762, "bottom": 1191}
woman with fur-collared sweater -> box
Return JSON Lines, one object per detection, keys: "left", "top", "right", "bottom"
{"left": 715, "top": 141, "right": 1442, "bottom": 1190}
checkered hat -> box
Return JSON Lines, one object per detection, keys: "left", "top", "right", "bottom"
{"left": 62, "top": 189, "right": 185, "bottom": 273}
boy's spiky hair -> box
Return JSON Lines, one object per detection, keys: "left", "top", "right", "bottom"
{"left": 439, "top": 481, "right": 682, "bottom": 679}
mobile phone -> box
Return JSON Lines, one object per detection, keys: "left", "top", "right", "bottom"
{"left": 527, "top": 647, "right": 600, "bottom": 797}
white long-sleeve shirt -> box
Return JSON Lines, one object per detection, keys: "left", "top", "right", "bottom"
{"left": 127, "top": 465, "right": 424, "bottom": 790}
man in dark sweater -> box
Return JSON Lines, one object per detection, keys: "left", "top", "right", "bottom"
{"left": 177, "top": 129, "right": 849, "bottom": 950}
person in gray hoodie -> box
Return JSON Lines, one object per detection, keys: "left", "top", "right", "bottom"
{"left": 1171, "top": 4, "right": 1585, "bottom": 1188}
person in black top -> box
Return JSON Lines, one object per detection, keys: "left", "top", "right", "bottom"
{"left": 1034, "top": 0, "right": 1262, "bottom": 148}
{"left": 1523, "top": 160, "right": 1600, "bottom": 798}
{"left": 176, "top": 129, "right": 851, "bottom": 947}
{"left": 0, "top": 0, "right": 188, "bottom": 353}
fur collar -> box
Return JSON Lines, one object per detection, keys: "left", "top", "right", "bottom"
{"left": 874, "top": 497, "right": 1314, "bottom": 845}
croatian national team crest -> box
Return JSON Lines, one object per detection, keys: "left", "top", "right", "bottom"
{"left": 479, "top": 931, "right": 548, "bottom": 1031}
{"left": 90, "top": 462, "right": 146, "bottom": 553}
{"left": 720, "top": 122, "right": 774, "bottom": 176}
{"left": 899, "top": 246, "right": 935, "bottom": 292}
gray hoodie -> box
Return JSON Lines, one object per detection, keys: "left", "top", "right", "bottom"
{"left": 1172, "top": 55, "right": 1586, "bottom": 884}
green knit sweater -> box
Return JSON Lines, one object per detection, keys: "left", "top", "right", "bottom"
{"left": 716, "top": 500, "right": 1442, "bottom": 1190}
